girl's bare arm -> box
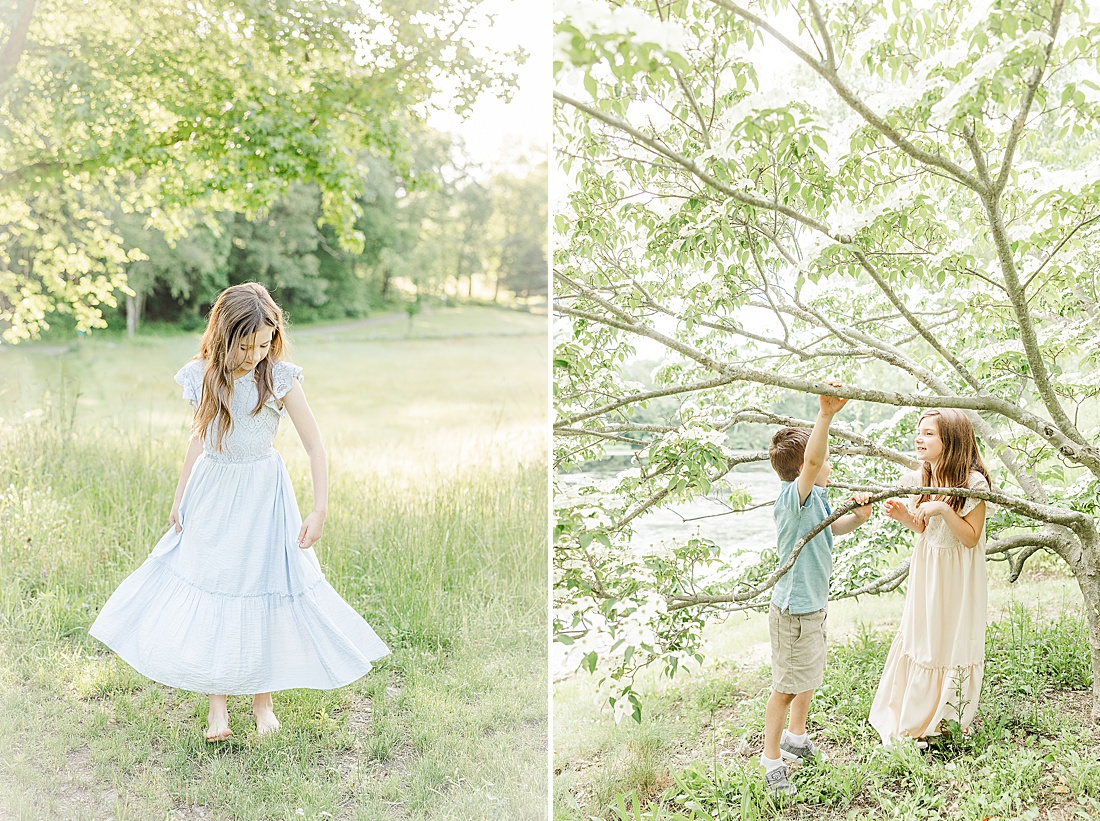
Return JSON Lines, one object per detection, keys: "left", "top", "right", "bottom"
{"left": 282, "top": 379, "right": 328, "bottom": 549}
{"left": 169, "top": 435, "right": 205, "bottom": 532}
{"left": 925, "top": 501, "right": 986, "bottom": 548}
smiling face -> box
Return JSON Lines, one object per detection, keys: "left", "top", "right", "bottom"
{"left": 915, "top": 415, "right": 944, "bottom": 466}
{"left": 232, "top": 325, "right": 275, "bottom": 376}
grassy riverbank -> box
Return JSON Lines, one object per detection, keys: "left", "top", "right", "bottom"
{"left": 554, "top": 565, "right": 1099, "bottom": 821}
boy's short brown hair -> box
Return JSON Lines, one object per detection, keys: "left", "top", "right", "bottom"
{"left": 769, "top": 427, "right": 810, "bottom": 482}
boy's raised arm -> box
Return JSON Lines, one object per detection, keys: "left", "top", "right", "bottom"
{"left": 796, "top": 383, "right": 848, "bottom": 506}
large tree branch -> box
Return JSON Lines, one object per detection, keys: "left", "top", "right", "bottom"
{"left": 728, "top": 408, "right": 919, "bottom": 469}
{"left": 613, "top": 451, "right": 767, "bottom": 531}
{"left": 832, "top": 483, "right": 1089, "bottom": 530}
{"left": 993, "top": 0, "right": 1065, "bottom": 197}
{"left": 555, "top": 283, "right": 1100, "bottom": 473}
{"left": 983, "top": 530, "right": 1073, "bottom": 581}
{"left": 556, "top": 372, "right": 739, "bottom": 426}
{"left": 665, "top": 484, "right": 1087, "bottom": 612}
{"left": 706, "top": 0, "right": 987, "bottom": 193}
{"left": 554, "top": 428, "right": 646, "bottom": 445}
{"left": 1023, "top": 212, "right": 1100, "bottom": 293}
{"left": 557, "top": 91, "right": 1046, "bottom": 482}
{"left": 805, "top": 0, "right": 836, "bottom": 71}
{"left": 962, "top": 120, "right": 995, "bottom": 188}
{"left": 848, "top": 248, "right": 987, "bottom": 394}
{"left": 755, "top": 293, "right": 1048, "bottom": 501}
{"left": 666, "top": 495, "right": 869, "bottom": 611}
{"left": 985, "top": 196, "right": 1090, "bottom": 450}
{"left": 554, "top": 91, "right": 833, "bottom": 236}
{"left": 672, "top": 65, "right": 711, "bottom": 149}
{"left": 666, "top": 529, "right": 1074, "bottom": 613}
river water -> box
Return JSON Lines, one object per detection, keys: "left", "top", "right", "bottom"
{"left": 558, "top": 461, "right": 778, "bottom": 557}
{"left": 554, "top": 460, "right": 780, "bottom": 678}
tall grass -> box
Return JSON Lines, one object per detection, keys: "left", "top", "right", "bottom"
{"left": 0, "top": 412, "right": 547, "bottom": 819}
{"left": 556, "top": 591, "right": 1097, "bottom": 821}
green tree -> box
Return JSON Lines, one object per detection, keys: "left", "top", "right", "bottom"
{"left": 114, "top": 212, "right": 230, "bottom": 332}
{"left": 381, "top": 135, "right": 499, "bottom": 300}
{"left": 499, "top": 232, "right": 548, "bottom": 299}
{"left": 0, "top": 0, "right": 514, "bottom": 342}
{"left": 452, "top": 180, "right": 493, "bottom": 298}
{"left": 225, "top": 185, "right": 325, "bottom": 312}
{"left": 554, "top": 0, "right": 1100, "bottom": 719}
{"left": 488, "top": 161, "right": 548, "bottom": 300}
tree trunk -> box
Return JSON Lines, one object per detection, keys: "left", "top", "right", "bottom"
{"left": 126, "top": 294, "right": 137, "bottom": 338}
{"left": 1070, "top": 540, "right": 1100, "bottom": 720}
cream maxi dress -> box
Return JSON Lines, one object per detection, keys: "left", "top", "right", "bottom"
{"left": 869, "top": 470, "right": 989, "bottom": 744}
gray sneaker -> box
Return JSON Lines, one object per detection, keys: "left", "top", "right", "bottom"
{"left": 764, "top": 765, "right": 797, "bottom": 797}
{"left": 779, "top": 735, "right": 817, "bottom": 762}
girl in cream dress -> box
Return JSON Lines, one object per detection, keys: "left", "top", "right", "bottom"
{"left": 869, "top": 408, "right": 991, "bottom": 745}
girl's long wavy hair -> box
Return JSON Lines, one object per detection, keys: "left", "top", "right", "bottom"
{"left": 190, "top": 283, "right": 288, "bottom": 451}
{"left": 917, "top": 408, "right": 992, "bottom": 513}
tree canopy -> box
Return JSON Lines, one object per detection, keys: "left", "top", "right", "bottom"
{"left": 553, "top": 0, "right": 1100, "bottom": 722}
{"left": 0, "top": 0, "right": 516, "bottom": 341}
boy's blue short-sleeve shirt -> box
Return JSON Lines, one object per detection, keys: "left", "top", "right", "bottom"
{"left": 771, "top": 481, "right": 833, "bottom": 615}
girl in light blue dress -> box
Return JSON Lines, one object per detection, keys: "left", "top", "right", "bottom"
{"left": 90, "top": 282, "right": 389, "bottom": 741}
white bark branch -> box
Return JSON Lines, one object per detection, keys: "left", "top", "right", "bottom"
{"left": 554, "top": 290, "right": 1100, "bottom": 474}
{"left": 706, "top": 0, "right": 987, "bottom": 193}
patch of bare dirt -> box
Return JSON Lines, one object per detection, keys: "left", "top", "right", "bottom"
{"left": 329, "top": 691, "right": 419, "bottom": 820}
{"left": 164, "top": 803, "right": 233, "bottom": 821}
{"left": 49, "top": 746, "right": 121, "bottom": 820}
{"left": 733, "top": 641, "right": 771, "bottom": 673}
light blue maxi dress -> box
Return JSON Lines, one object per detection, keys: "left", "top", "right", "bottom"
{"left": 90, "top": 359, "right": 390, "bottom": 694}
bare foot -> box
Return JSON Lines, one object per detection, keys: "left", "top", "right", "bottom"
{"left": 252, "top": 693, "right": 281, "bottom": 735}
{"left": 206, "top": 695, "right": 232, "bottom": 742}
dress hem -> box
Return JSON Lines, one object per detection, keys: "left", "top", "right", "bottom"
{"left": 89, "top": 630, "right": 391, "bottom": 695}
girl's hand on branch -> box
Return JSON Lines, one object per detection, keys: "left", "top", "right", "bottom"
{"left": 298, "top": 510, "right": 325, "bottom": 549}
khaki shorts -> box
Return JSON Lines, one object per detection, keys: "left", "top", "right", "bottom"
{"left": 769, "top": 603, "right": 827, "bottom": 694}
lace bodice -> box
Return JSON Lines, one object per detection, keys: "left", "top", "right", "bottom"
{"left": 906, "top": 469, "right": 990, "bottom": 550}
{"left": 174, "top": 359, "right": 303, "bottom": 463}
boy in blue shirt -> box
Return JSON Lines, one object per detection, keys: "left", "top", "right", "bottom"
{"left": 761, "top": 388, "right": 871, "bottom": 797}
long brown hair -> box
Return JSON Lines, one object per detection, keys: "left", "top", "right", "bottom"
{"left": 190, "top": 283, "right": 288, "bottom": 451}
{"left": 917, "top": 408, "right": 991, "bottom": 513}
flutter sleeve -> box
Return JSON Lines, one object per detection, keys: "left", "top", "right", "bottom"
{"left": 961, "top": 472, "right": 991, "bottom": 517}
{"left": 173, "top": 360, "right": 204, "bottom": 409}
{"left": 267, "top": 361, "right": 304, "bottom": 417}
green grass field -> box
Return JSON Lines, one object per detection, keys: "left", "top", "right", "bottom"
{"left": 0, "top": 305, "right": 548, "bottom": 820}
{"left": 554, "top": 560, "right": 1100, "bottom": 821}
